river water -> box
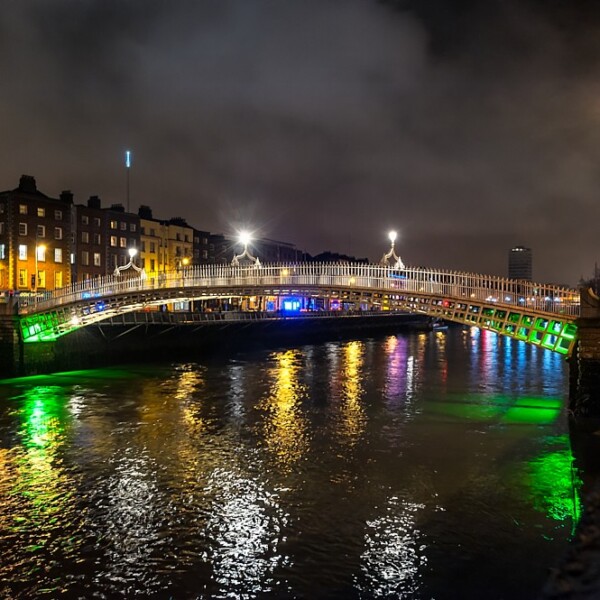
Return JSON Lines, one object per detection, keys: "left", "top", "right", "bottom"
{"left": 0, "top": 326, "right": 580, "bottom": 599}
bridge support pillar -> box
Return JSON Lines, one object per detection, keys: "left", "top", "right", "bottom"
{"left": 570, "top": 287, "right": 600, "bottom": 420}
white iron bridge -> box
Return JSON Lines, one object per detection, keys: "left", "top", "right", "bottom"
{"left": 17, "top": 262, "right": 580, "bottom": 356}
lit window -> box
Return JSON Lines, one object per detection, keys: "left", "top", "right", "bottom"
{"left": 55, "top": 271, "right": 63, "bottom": 288}
{"left": 18, "top": 269, "right": 27, "bottom": 287}
{"left": 36, "top": 246, "right": 46, "bottom": 262}
{"left": 54, "top": 248, "right": 63, "bottom": 263}
{"left": 54, "top": 227, "right": 63, "bottom": 240}
{"left": 0, "top": 244, "right": 5, "bottom": 259}
{"left": 120, "top": 237, "right": 127, "bottom": 248}
{"left": 37, "top": 207, "right": 45, "bottom": 217}
{"left": 18, "top": 244, "right": 27, "bottom": 260}
{"left": 93, "top": 252, "right": 101, "bottom": 266}
{"left": 37, "top": 270, "right": 46, "bottom": 288}
{"left": 110, "top": 236, "right": 117, "bottom": 247}
{"left": 18, "top": 223, "right": 27, "bottom": 236}
{"left": 110, "top": 220, "right": 117, "bottom": 229}
{"left": 19, "top": 204, "right": 27, "bottom": 215}
{"left": 81, "top": 251, "right": 89, "bottom": 266}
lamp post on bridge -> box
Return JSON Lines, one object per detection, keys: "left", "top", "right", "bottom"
{"left": 231, "top": 231, "right": 260, "bottom": 267}
{"left": 380, "top": 230, "right": 405, "bottom": 269}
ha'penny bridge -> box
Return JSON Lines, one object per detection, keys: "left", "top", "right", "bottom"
{"left": 15, "top": 262, "right": 581, "bottom": 355}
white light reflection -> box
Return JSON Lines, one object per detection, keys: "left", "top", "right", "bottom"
{"left": 357, "top": 497, "right": 427, "bottom": 598}
{"left": 204, "top": 467, "right": 290, "bottom": 597}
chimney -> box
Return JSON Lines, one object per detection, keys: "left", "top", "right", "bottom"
{"left": 138, "top": 205, "right": 153, "bottom": 220}
{"left": 60, "top": 190, "right": 74, "bottom": 204}
{"left": 87, "top": 195, "right": 101, "bottom": 209}
{"left": 18, "top": 175, "right": 37, "bottom": 193}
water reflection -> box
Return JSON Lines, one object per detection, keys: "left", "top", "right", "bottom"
{"left": 334, "top": 341, "right": 367, "bottom": 448}
{"left": 259, "top": 350, "right": 309, "bottom": 471}
{"left": 357, "top": 496, "right": 427, "bottom": 598}
{"left": 205, "top": 467, "right": 290, "bottom": 597}
{"left": 0, "top": 385, "right": 82, "bottom": 597}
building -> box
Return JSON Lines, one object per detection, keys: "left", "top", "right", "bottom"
{"left": 508, "top": 246, "right": 532, "bottom": 281}
{"left": 138, "top": 207, "right": 193, "bottom": 283}
{"left": 0, "top": 175, "right": 73, "bottom": 293}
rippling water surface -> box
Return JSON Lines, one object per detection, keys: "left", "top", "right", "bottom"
{"left": 0, "top": 327, "right": 580, "bottom": 599}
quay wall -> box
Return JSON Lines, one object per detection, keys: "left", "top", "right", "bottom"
{"left": 0, "top": 312, "right": 430, "bottom": 378}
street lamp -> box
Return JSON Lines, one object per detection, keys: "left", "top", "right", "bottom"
{"left": 114, "top": 247, "right": 144, "bottom": 276}
{"left": 231, "top": 231, "right": 260, "bottom": 266}
{"left": 380, "top": 230, "right": 405, "bottom": 269}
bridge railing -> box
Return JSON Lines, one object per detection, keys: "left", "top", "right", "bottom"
{"left": 24, "top": 262, "right": 580, "bottom": 317}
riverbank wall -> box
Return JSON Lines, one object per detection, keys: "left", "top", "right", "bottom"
{"left": 1, "top": 312, "right": 431, "bottom": 378}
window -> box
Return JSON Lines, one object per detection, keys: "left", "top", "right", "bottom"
{"left": 110, "top": 220, "right": 118, "bottom": 229}
{"left": 93, "top": 252, "right": 101, "bottom": 267}
{"left": 130, "top": 223, "right": 137, "bottom": 232}
{"left": 176, "top": 233, "right": 181, "bottom": 241}
{"left": 81, "top": 231, "right": 89, "bottom": 243}
{"left": 18, "top": 269, "right": 27, "bottom": 287}
{"left": 110, "top": 236, "right": 117, "bottom": 247}
{"left": 19, "top": 204, "right": 27, "bottom": 215}
{"left": 129, "top": 238, "right": 136, "bottom": 248}
{"left": 150, "top": 228, "right": 156, "bottom": 236}
{"left": 93, "top": 233, "right": 101, "bottom": 245}
{"left": 81, "top": 251, "right": 89, "bottom": 266}
{"left": 37, "top": 207, "right": 45, "bottom": 217}
{"left": 184, "top": 234, "right": 189, "bottom": 243}
{"left": 18, "top": 223, "right": 27, "bottom": 236}
{"left": 150, "top": 242, "right": 156, "bottom": 253}
{"left": 36, "top": 246, "right": 46, "bottom": 262}
{"left": 202, "top": 250, "right": 208, "bottom": 259}
{"left": 37, "top": 270, "right": 46, "bottom": 288}
{"left": 81, "top": 215, "right": 89, "bottom": 225}
{"left": 55, "top": 271, "right": 63, "bottom": 289}
{"left": 141, "top": 226, "right": 146, "bottom": 235}
{"left": 120, "top": 222, "right": 127, "bottom": 231}
{"left": 0, "top": 244, "right": 5, "bottom": 259}
{"left": 150, "top": 259, "right": 155, "bottom": 271}
{"left": 55, "top": 210, "right": 63, "bottom": 220}
{"left": 37, "top": 225, "right": 45, "bottom": 238}
{"left": 18, "top": 244, "right": 27, "bottom": 260}
{"left": 120, "top": 237, "right": 127, "bottom": 248}
{"left": 141, "top": 241, "right": 146, "bottom": 252}
{"left": 54, "top": 248, "right": 63, "bottom": 263}
{"left": 54, "top": 227, "right": 63, "bottom": 240}
{"left": 93, "top": 217, "right": 101, "bottom": 227}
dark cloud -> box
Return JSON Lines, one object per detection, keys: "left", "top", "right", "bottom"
{"left": 1, "top": 0, "right": 599, "bottom": 285}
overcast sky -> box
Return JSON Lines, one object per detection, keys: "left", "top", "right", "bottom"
{"left": 2, "top": 0, "right": 600, "bottom": 286}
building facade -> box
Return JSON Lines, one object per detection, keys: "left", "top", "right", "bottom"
{"left": 508, "top": 246, "right": 533, "bottom": 281}
{"left": 0, "top": 175, "right": 73, "bottom": 293}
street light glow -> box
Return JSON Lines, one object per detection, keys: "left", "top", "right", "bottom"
{"left": 128, "top": 247, "right": 138, "bottom": 259}
{"left": 239, "top": 231, "right": 251, "bottom": 247}
{"left": 389, "top": 230, "right": 397, "bottom": 243}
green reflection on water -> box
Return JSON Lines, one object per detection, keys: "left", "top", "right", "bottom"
{"left": 427, "top": 395, "right": 562, "bottom": 426}
{"left": 527, "top": 435, "right": 582, "bottom": 529}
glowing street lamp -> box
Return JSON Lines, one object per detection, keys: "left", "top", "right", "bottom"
{"left": 380, "top": 229, "right": 405, "bottom": 269}
{"left": 114, "top": 246, "right": 143, "bottom": 276}
{"left": 231, "top": 231, "right": 260, "bottom": 266}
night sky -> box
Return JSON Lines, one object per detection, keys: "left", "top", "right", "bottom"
{"left": 2, "top": 0, "right": 600, "bottom": 286}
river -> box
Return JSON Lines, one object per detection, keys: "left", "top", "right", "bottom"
{"left": 0, "top": 325, "right": 580, "bottom": 599}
